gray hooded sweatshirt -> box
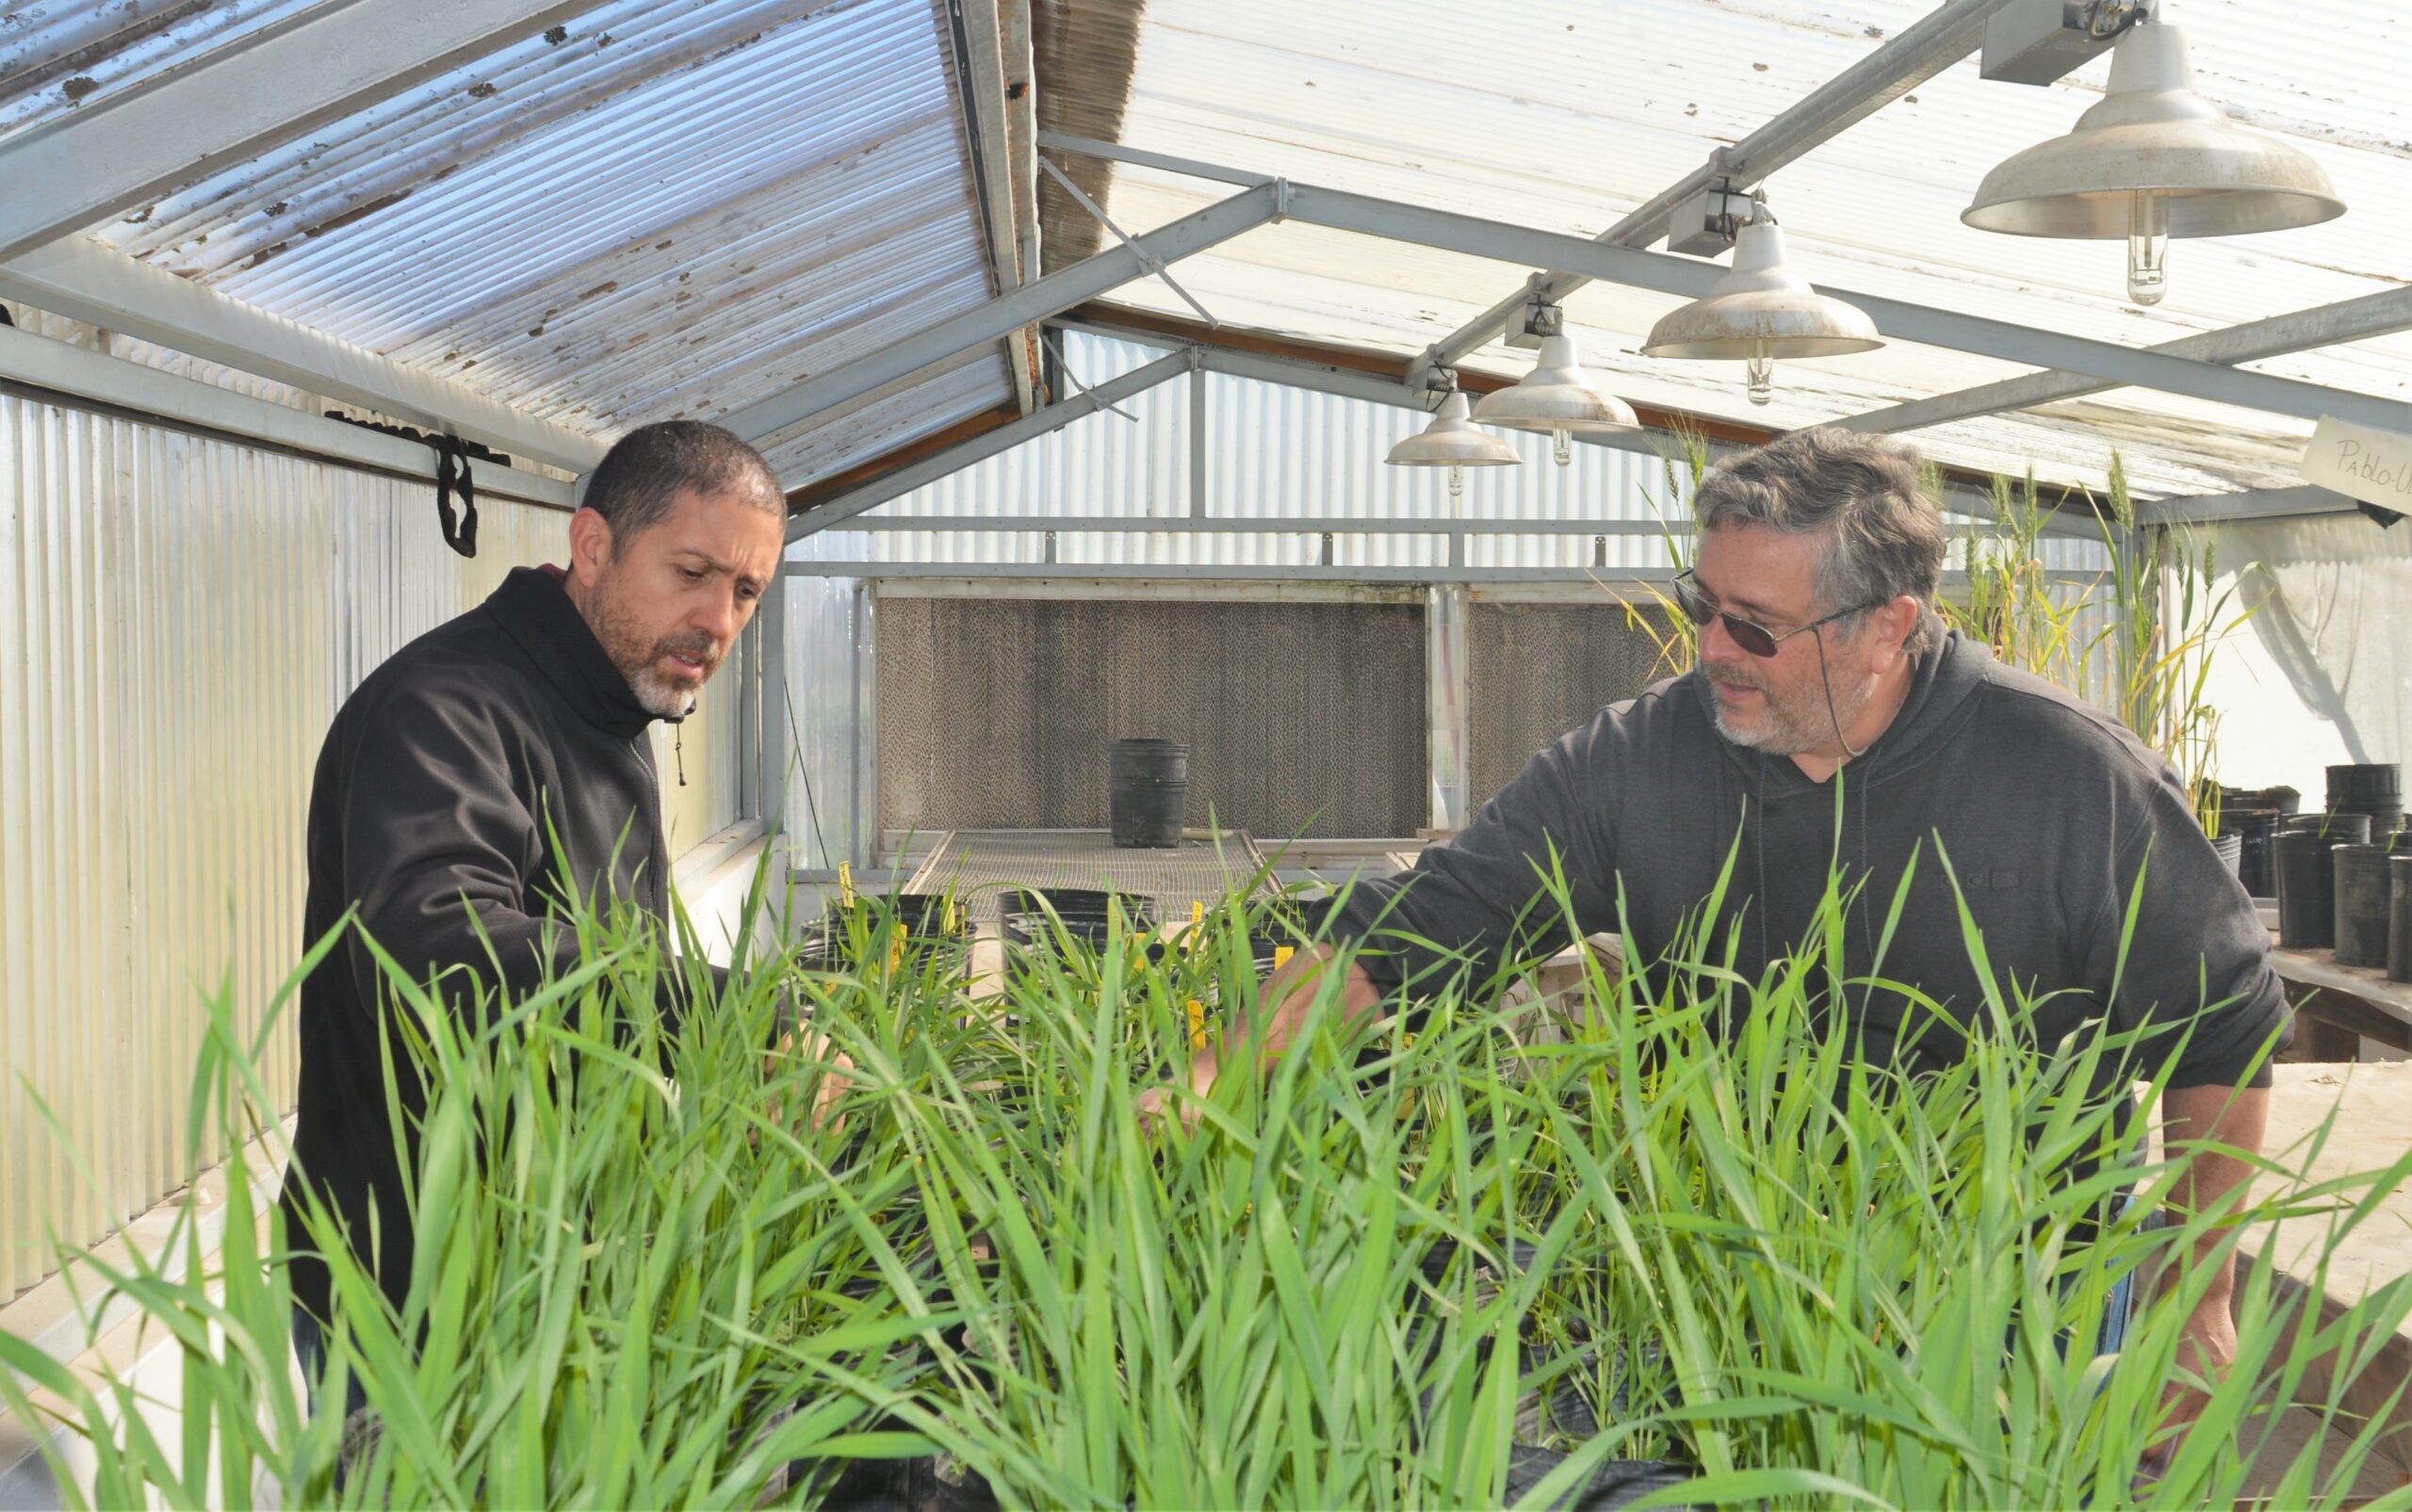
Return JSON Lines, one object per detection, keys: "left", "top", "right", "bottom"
{"left": 1335, "top": 620, "right": 2286, "bottom": 1090}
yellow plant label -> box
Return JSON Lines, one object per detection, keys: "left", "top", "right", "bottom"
{"left": 1187, "top": 999, "right": 1207, "bottom": 1050}
{"left": 1273, "top": 945, "right": 1295, "bottom": 970}
{"left": 837, "top": 862, "right": 856, "bottom": 909}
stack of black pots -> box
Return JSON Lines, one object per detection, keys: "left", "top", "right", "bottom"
{"left": 2327, "top": 763, "right": 2403, "bottom": 847}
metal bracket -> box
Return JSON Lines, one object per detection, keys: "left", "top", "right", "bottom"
{"left": 1041, "top": 331, "right": 1141, "bottom": 422}
{"left": 1040, "top": 155, "right": 1222, "bottom": 328}
{"left": 1665, "top": 176, "right": 1757, "bottom": 257}
{"left": 1980, "top": 0, "right": 2148, "bottom": 85}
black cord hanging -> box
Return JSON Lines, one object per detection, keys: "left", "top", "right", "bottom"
{"left": 674, "top": 725, "right": 687, "bottom": 787}
{"left": 428, "top": 433, "right": 480, "bottom": 558}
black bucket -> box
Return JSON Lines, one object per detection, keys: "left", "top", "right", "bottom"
{"left": 2282, "top": 811, "right": 2372, "bottom": 845}
{"left": 2335, "top": 845, "right": 2395, "bottom": 967}
{"left": 2274, "top": 831, "right": 2338, "bottom": 950}
{"left": 2394, "top": 829, "right": 2412, "bottom": 858}
{"left": 1108, "top": 739, "right": 1189, "bottom": 848}
{"left": 2390, "top": 856, "right": 2412, "bottom": 985}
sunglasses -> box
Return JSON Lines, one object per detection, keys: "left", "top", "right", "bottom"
{"left": 1670, "top": 569, "right": 1877, "bottom": 658}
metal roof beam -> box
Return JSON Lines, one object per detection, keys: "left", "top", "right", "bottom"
{"left": 787, "top": 350, "right": 1193, "bottom": 538}
{"left": 1279, "top": 186, "right": 2412, "bottom": 435}
{"left": 0, "top": 0, "right": 595, "bottom": 264}
{"left": 1413, "top": 0, "right": 2010, "bottom": 381}
{"left": 0, "top": 237, "right": 607, "bottom": 474}
{"left": 0, "top": 323, "right": 574, "bottom": 510}
{"left": 728, "top": 183, "right": 1279, "bottom": 447}
{"left": 2135, "top": 484, "right": 2362, "bottom": 528}
{"left": 1833, "top": 285, "right": 2412, "bottom": 434}
{"left": 1060, "top": 315, "right": 2093, "bottom": 534}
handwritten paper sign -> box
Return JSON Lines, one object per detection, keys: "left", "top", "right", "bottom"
{"left": 2300, "top": 415, "right": 2412, "bottom": 504}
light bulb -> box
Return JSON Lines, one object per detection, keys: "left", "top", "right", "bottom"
{"left": 1552, "top": 427, "right": 1573, "bottom": 466}
{"left": 2127, "top": 187, "right": 2169, "bottom": 306}
{"left": 1446, "top": 463, "right": 1466, "bottom": 503}
{"left": 1746, "top": 345, "right": 1774, "bottom": 406}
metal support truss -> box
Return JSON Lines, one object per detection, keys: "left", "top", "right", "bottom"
{"left": 798, "top": 313, "right": 2095, "bottom": 536}
{"left": 785, "top": 350, "right": 1195, "bottom": 540}
{"left": 2135, "top": 485, "right": 2363, "bottom": 528}
{"left": 755, "top": 145, "right": 2410, "bottom": 469}
{"left": 1407, "top": 0, "right": 2013, "bottom": 382}
{"left": 727, "top": 184, "right": 1279, "bottom": 447}
{"left": 0, "top": 237, "right": 606, "bottom": 474}
{"left": 0, "top": 322, "right": 575, "bottom": 509}
{"left": 1834, "top": 285, "right": 2412, "bottom": 435}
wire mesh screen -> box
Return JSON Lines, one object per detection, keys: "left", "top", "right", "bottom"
{"left": 877, "top": 596, "right": 1426, "bottom": 837}
{"left": 1467, "top": 602, "right": 1678, "bottom": 816}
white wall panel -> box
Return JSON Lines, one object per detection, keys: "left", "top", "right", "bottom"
{"left": 0, "top": 398, "right": 735, "bottom": 1297}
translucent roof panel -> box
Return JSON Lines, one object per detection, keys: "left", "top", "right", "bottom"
{"left": 1057, "top": 0, "right": 2411, "bottom": 500}
{"left": 8, "top": 0, "right": 1015, "bottom": 484}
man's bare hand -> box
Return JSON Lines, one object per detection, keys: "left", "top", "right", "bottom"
{"left": 1135, "top": 947, "right": 1383, "bottom": 1136}
{"left": 767, "top": 1025, "right": 856, "bottom": 1133}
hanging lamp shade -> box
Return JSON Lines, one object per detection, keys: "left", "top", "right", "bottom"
{"left": 1472, "top": 335, "right": 1641, "bottom": 435}
{"left": 1963, "top": 19, "right": 2343, "bottom": 242}
{"left": 1384, "top": 390, "right": 1522, "bottom": 468}
{"left": 1640, "top": 218, "right": 1882, "bottom": 364}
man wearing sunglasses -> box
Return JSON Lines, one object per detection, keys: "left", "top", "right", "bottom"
{"left": 1144, "top": 426, "right": 2284, "bottom": 1451}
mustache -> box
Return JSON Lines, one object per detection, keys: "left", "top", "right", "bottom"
{"left": 1703, "top": 663, "right": 1762, "bottom": 689}
{"left": 654, "top": 631, "right": 720, "bottom": 667}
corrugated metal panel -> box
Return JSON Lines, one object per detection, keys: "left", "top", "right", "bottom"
{"left": 1037, "top": 0, "right": 2412, "bottom": 500}
{"left": 799, "top": 332, "right": 2109, "bottom": 574}
{"left": 10, "top": 0, "right": 1013, "bottom": 485}
{"left": 783, "top": 576, "right": 875, "bottom": 871}
{"left": 0, "top": 399, "right": 734, "bottom": 1297}
{"left": 0, "top": 0, "right": 314, "bottom": 140}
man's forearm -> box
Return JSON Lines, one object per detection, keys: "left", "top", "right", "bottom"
{"left": 2159, "top": 1081, "right": 2269, "bottom": 1295}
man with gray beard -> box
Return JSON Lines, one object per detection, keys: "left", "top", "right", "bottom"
{"left": 1145, "top": 427, "right": 2286, "bottom": 1455}
{"left": 280, "top": 420, "right": 790, "bottom": 1398}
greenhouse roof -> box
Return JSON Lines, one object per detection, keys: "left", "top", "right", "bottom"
{"left": 3, "top": 0, "right": 2405, "bottom": 512}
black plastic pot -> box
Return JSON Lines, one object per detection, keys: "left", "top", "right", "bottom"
{"left": 2391, "top": 856, "right": 2412, "bottom": 985}
{"left": 999, "top": 886, "right": 1156, "bottom": 950}
{"left": 2225, "top": 808, "right": 2284, "bottom": 897}
{"left": 2394, "top": 829, "right": 2412, "bottom": 858}
{"left": 2336, "top": 845, "right": 2396, "bottom": 967}
{"left": 2281, "top": 811, "right": 2372, "bottom": 845}
{"left": 2327, "top": 762, "right": 2402, "bottom": 806}
{"left": 2274, "top": 831, "right": 2339, "bottom": 950}
{"left": 1108, "top": 738, "right": 1189, "bottom": 848}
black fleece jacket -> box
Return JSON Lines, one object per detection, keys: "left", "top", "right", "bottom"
{"left": 280, "top": 566, "right": 698, "bottom": 1326}
{"left": 1338, "top": 620, "right": 2288, "bottom": 1092}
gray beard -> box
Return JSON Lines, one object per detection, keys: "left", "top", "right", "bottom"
{"left": 1709, "top": 663, "right": 1872, "bottom": 757}
{"left": 625, "top": 663, "right": 696, "bottom": 721}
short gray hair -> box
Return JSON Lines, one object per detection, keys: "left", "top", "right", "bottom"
{"left": 581, "top": 420, "right": 782, "bottom": 547}
{"left": 1690, "top": 428, "right": 1946, "bottom": 652}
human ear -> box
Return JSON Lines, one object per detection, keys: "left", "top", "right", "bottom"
{"left": 567, "top": 508, "right": 613, "bottom": 588}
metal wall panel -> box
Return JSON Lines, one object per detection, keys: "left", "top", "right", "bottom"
{"left": 781, "top": 575, "right": 874, "bottom": 872}
{"left": 0, "top": 399, "right": 734, "bottom": 1297}
{"left": 873, "top": 596, "right": 1426, "bottom": 838}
